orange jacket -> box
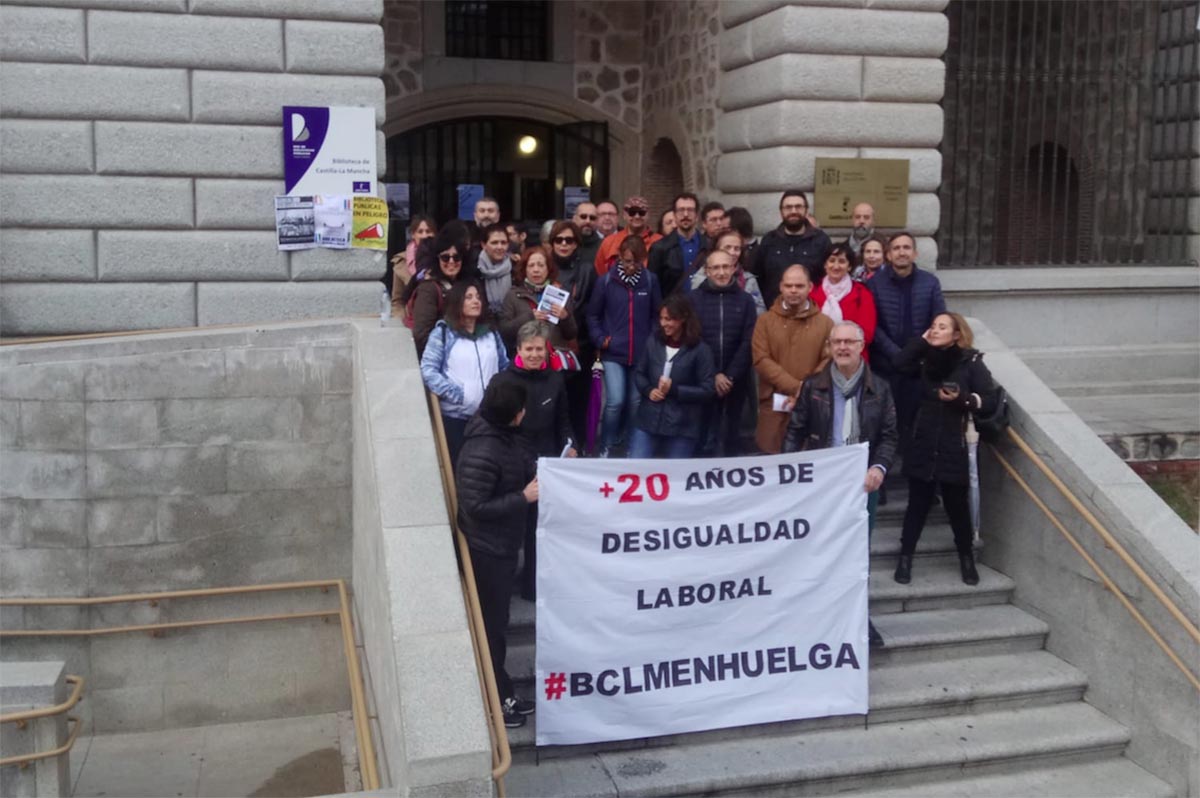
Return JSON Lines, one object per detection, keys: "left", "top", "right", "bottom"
{"left": 594, "top": 227, "right": 662, "bottom": 275}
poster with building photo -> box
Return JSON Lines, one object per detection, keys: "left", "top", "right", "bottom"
{"left": 274, "top": 195, "right": 316, "bottom": 251}
{"left": 314, "top": 195, "right": 352, "bottom": 249}
{"left": 382, "top": 182, "right": 411, "bottom": 220}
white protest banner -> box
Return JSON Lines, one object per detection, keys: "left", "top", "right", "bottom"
{"left": 535, "top": 445, "right": 870, "bottom": 746}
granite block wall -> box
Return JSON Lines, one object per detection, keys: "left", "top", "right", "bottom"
{"left": 0, "top": 322, "right": 355, "bottom": 732}
{"left": 0, "top": 0, "right": 387, "bottom": 336}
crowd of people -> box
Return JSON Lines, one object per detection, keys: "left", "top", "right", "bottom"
{"left": 390, "top": 189, "right": 1001, "bottom": 728}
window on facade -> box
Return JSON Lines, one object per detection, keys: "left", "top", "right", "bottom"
{"left": 938, "top": 0, "right": 1198, "bottom": 267}
{"left": 445, "top": 1, "right": 550, "bottom": 61}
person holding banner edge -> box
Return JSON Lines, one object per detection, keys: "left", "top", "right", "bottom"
{"left": 892, "top": 313, "right": 999, "bottom": 587}
{"left": 455, "top": 379, "right": 539, "bottom": 729}
{"left": 783, "top": 320, "right": 897, "bottom": 648}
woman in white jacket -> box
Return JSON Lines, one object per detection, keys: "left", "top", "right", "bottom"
{"left": 420, "top": 281, "right": 510, "bottom": 468}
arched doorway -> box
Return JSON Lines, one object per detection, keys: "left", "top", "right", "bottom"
{"left": 645, "top": 137, "right": 684, "bottom": 220}
{"left": 385, "top": 118, "right": 610, "bottom": 226}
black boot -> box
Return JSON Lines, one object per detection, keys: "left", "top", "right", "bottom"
{"left": 868, "top": 620, "right": 884, "bottom": 649}
{"left": 894, "top": 554, "right": 912, "bottom": 584}
{"left": 959, "top": 552, "right": 980, "bottom": 586}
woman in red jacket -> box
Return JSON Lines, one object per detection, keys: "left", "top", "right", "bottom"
{"left": 811, "top": 242, "right": 877, "bottom": 361}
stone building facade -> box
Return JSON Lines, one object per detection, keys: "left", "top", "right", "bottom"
{"left": 0, "top": 0, "right": 1195, "bottom": 336}
{"left": 0, "top": 0, "right": 389, "bottom": 336}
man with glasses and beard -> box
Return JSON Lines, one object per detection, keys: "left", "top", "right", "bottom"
{"left": 648, "top": 192, "right": 704, "bottom": 296}
{"left": 594, "top": 196, "right": 662, "bottom": 275}
{"left": 571, "top": 201, "right": 603, "bottom": 268}
{"left": 750, "top": 189, "right": 833, "bottom": 308}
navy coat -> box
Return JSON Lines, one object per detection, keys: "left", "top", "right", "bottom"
{"left": 688, "top": 280, "right": 758, "bottom": 383}
{"left": 867, "top": 265, "right": 947, "bottom": 376}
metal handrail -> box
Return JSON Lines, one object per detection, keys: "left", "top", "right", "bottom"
{"left": 0, "top": 675, "right": 84, "bottom": 726}
{"left": 0, "top": 580, "right": 380, "bottom": 788}
{"left": 427, "top": 392, "right": 512, "bottom": 797}
{"left": 991, "top": 427, "right": 1200, "bottom": 691}
{"left": 0, "top": 717, "right": 82, "bottom": 769}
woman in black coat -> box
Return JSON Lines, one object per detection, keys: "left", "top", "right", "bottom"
{"left": 629, "top": 294, "right": 716, "bottom": 458}
{"left": 892, "top": 312, "right": 999, "bottom": 587}
{"left": 488, "top": 319, "right": 576, "bottom": 600}
{"left": 455, "top": 379, "right": 539, "bottom": 729}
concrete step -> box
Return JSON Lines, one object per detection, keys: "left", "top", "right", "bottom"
{"left": 1061, "top": 392, "right": 1200, "bottom": 438}
{"left": 507, "top": 650, "right": 1088, "bottom": 760}
{"left": 1053, "top": 377, "right": 1200, "bottom": 398}
{"left": 501, "top": 702, "right": 1131, "bottom": 798}
{"left": 508, "top": 604, "right": 1046, "bottom": 686}
{"left": 840, "top": 757, "right": 1175, "bottom": 797}
{"left": 1017, "top": 342, "right": 1200, "bottom": 385}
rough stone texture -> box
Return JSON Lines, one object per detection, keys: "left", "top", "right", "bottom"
{"left": 286, "top": 19, "right": 384, "bottom": 75}
{"left": 195, "top": 179, "right": 284, "bottom": 230}
{"left": 643, "top": 0, "right": 723, "bottom": 198}
{"left": 0, "top": 5, "right": 85, "bottom": 63}
{"left": 0, "top": 283, "right": 196, "bottom": 335}
{"left": 380, "top": 0, "right": 422, "bottom": 98}
{"left": 97, "top": 230, "right": 289, "bottom": 281}
{"left": 88, "top": 10, "right": 284, "bottom": 70}
{"left": 0, "top": 229, "right": 96, "bottom": 281}
{"left": 197, "top": 281, "right": 379, "bottom": 325}
{"left": 0, "top": 119, "right": 94, "bottom": 174}
{"left": 862, "top": 56, "right": 946, "bottom": 102}
{"left": 95, "top": 121, "right": 282, "bottom": 177}
{"left": 0, "top": 661, "right": 69, "bottom": 798}
{"left": 575, "top": 2, "right": 645, "bottom": 131}
{"left": 0, "top": 4, "right": 386, "bottom": 336}
{"left": 290, "top": 247, "right": 390, "bottom": 281}
{"left": 720, "top": 54, "right": 863, "bottom": 110}
{"left": 0, "top": 324, "right": 356, "bottom": 736}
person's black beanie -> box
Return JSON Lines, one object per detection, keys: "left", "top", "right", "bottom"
{"left": 480, "top": 380, "right": 526, "bottom": 426}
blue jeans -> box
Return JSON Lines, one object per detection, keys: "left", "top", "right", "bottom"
{"left": 628, "top": 427, "right": 695, "bottom": 459}
{"left": 600, "top": 361, "right": 638, "bottom": 452}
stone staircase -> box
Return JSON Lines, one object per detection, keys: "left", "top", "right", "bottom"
{"left": 501, "top": 489, "right": 1175, "bottom": 797}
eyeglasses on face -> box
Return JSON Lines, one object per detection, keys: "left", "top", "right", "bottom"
{"left": 830, "top": 338, "right": 863, "bottom": 346}
{"left": 576, "top": 214, "right": 597, "bottom": 221}
{"left": 624, "top": 207, "right": 647, "bottom": 216}
{"left": 439, "top": 253, "right": 462, "bottom": 262}
{"left": 553, "top": 236, "right": 577, "bottom": 245}
{"left": 782, "top": 203, "right": 807, "bottom": 212}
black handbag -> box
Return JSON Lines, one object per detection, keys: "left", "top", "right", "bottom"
{"left": 973, "top": 385, "right": 1010, "bottom": 442}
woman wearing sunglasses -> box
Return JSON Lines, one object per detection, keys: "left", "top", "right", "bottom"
{"left": 412, "top": 227, "right": 471, "bottom": 357}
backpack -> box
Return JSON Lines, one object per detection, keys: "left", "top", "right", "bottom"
{"left": 403, "top": 279, "right": 444, "bottom": 329}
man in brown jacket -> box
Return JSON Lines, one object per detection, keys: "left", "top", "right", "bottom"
{"left": 752, "top": 264, "right": 833, "bottom": 453}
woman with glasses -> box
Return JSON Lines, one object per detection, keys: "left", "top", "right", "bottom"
{"left": 411, "top": 228, "right": 470, "bottom": 357}
{"left": 587, "top": 235, "right": 662, "bottom": 457}
{"left": 421, "top": 281, "right": 510, "bottom": 468}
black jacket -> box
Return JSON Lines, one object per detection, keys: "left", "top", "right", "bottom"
{"left": 490, "top": 366, "right": 572, "bottom": 459}
{"left": 688, "top": 280, "right": 758, "bottom": 383}
{"left": 648, "top": 230, "right": 708, "bottom": 296}
{"left": 895, "top": 338, "right": 999, "bottom": 485}
{"left": 782, "top": 362, "right": 899, "bottom": 472}
{"left": 633, "top": 337, "right": 716, "bottom": 440}
{"left": 751, "top": 225, "right": 833, "bottom": 308}
{"left": 455, "top": 415, "right": 535, "bottom": 557}
{"left": 557, "top": 252, "right": 597, "bottom": 362}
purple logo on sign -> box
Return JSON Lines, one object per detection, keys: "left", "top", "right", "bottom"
{"left": 352, "top": 181, "right": 371, "bottom": 194}
{"left": 283, "top": 106, "right": 331, "bottom": 194}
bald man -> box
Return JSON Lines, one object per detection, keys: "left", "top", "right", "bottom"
{"left": 844, "top": 202, "right": 876, "bottom": 256}
{"left": 751, "top": 264, "right": 834, "bottom": 453}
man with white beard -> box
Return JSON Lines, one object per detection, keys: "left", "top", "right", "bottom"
{"left": 843, "top": 202, "right": 876, "bottom": 257}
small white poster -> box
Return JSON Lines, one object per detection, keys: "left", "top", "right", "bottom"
{"left": 536, "top": 284, "right": 571, "bottom": 325}
{"left": 314, "top": 195, "right": 352, "bottom": 249}
{"left": 274, "top": 195, "right": 315, "bottom": 251}
{"left": 284, "top": 105, "right": 376, "bottom": 197}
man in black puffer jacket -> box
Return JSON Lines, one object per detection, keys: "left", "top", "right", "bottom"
{"left": 456, "top": 379, "right": 539, "bottom": 729}
{"left": 688, "top": 250, "right": 758, "bottom": 456}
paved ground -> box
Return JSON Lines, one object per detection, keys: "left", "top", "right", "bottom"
{"left": 70, "top": 712, "right": 357, "bottom": 798}
{"left": 1063, "top": 392, "right": 1200, "bottom": 438}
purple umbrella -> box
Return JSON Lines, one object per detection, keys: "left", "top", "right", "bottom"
{"left": 585, "top": 360, "right": 605, "bottom": 455}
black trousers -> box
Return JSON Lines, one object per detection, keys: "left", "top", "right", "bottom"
{"left": 564, "top": 370, "right": 592, "bottom": 453}
{"left": 889, "top": 374, "right": 923, "bottom": 456}
{"left": 470, "top": 549, "right": 518, "bottom": 701}
{"left": 519, "top": 504, "right": 537, "bottom": 598}
{"left": 900, "top": 477, "right": 973, "bottom": 557}
{"left": 698, "top": 380, "right": 750, "bottom": 457}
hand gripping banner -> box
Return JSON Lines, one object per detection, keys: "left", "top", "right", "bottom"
{"left": 535, "top": 445, "right": 870, "bottom": 746}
